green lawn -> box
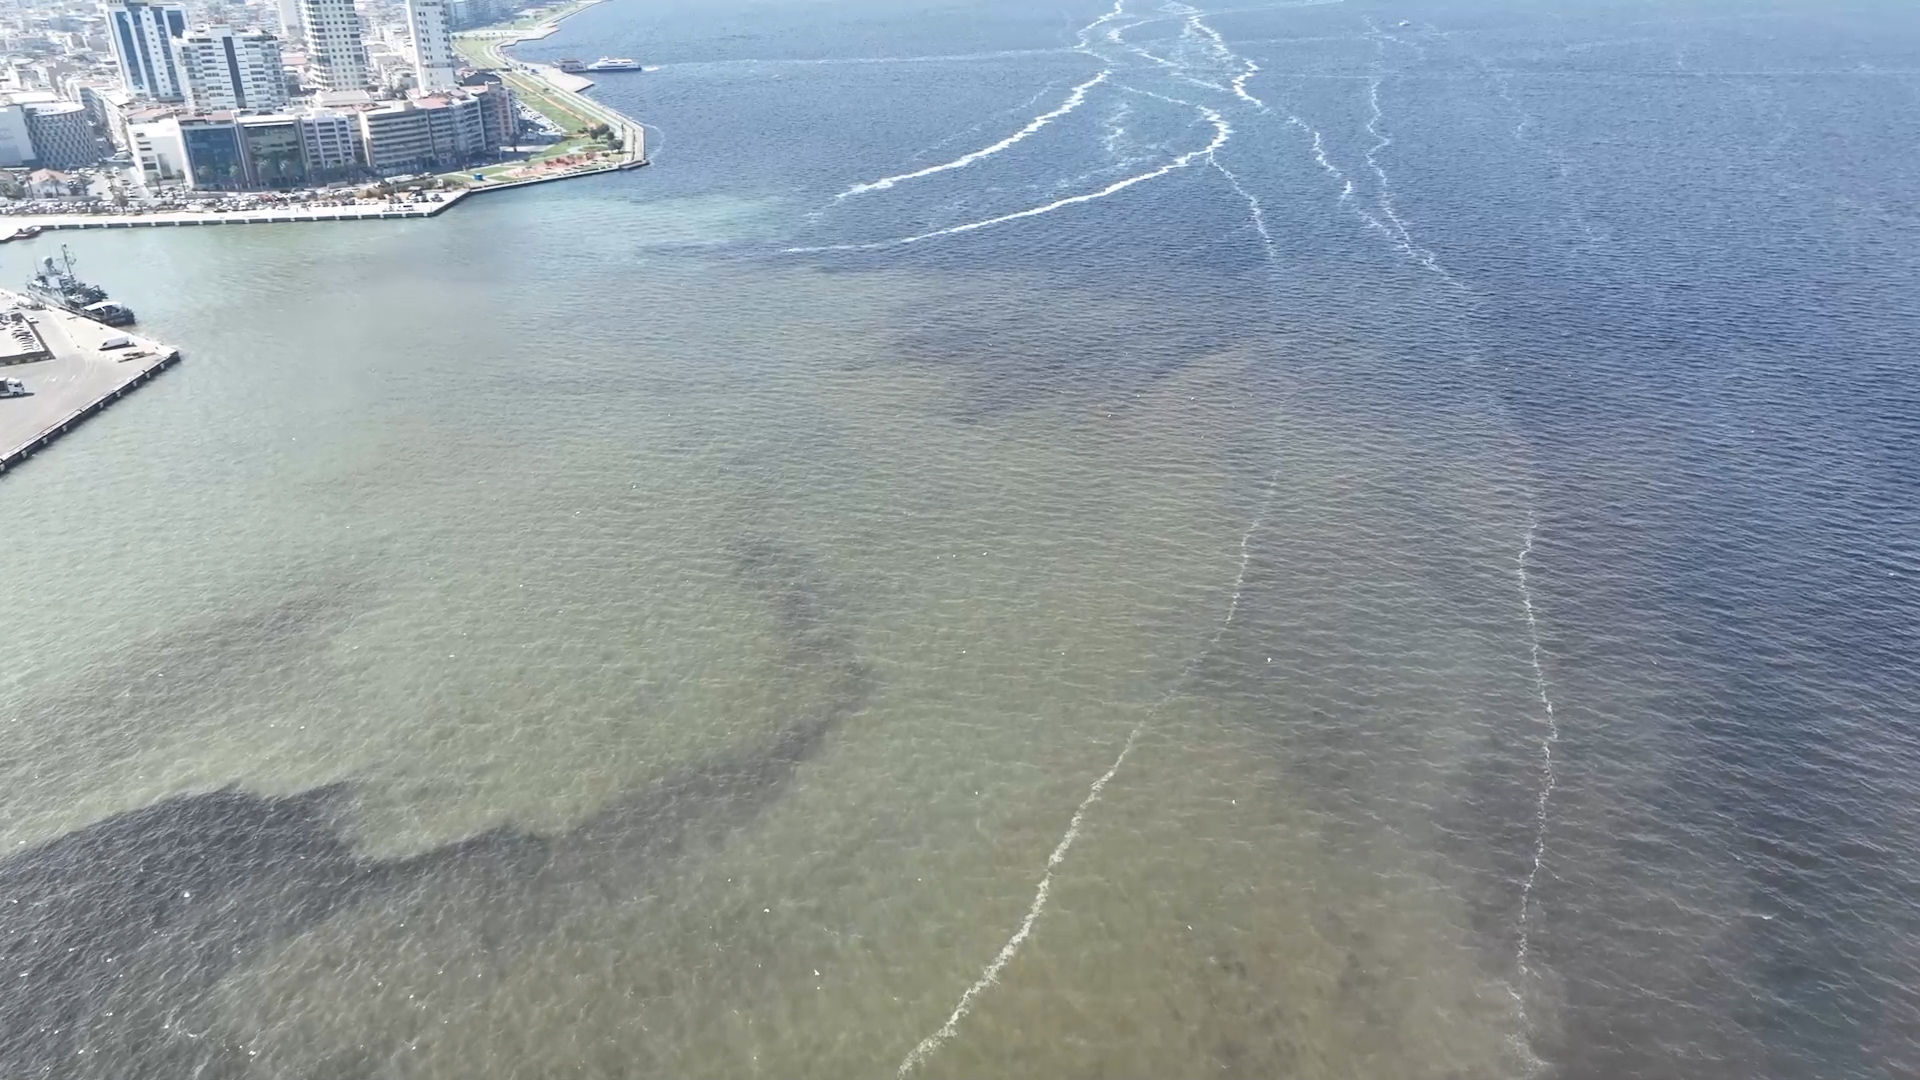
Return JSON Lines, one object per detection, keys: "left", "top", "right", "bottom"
{"left": 454, "top": 35, "right": 599, "bottom": 135}
{"left": 511, "top": 79, "right": 599, "bottom": 133}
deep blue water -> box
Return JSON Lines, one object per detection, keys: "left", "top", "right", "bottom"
{"left": 530, "top": 1, "right": 1920, "bottom": 1075}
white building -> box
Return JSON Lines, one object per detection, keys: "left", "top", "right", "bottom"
{"left": 106, "top": 1, "right": 189, "bottom": 102}
{"left": 299, "top": 0, "right": 371, "bottom": 91}
{"left": 277, "top": 0, "right": 305, "bottom": 45}
{"left": 406, "top": 0, "right": 459, "bottom": 92}
{"left": 297, "top": 109, "right": 361, "bottom": 174}
{"left": 128, "top": 115, "right": 188, "bottom": 182}
{"left": 179, "top": 27, "right": 288, "bottom": 112}
{"left": 357, "top": 91, "right": 491, "bottom": 173}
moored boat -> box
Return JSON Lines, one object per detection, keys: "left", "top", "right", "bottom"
{"left": 26, "top": 245, "right": 136, "bottom": 326}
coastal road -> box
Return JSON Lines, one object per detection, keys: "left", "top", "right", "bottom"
{"left": 455, "top": 7, "right": 646, "bottom": 164}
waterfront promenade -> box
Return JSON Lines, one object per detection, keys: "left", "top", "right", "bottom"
{"left": 455, "top": 1, "right": 647, "bottom": 168}
{"left": 0, "top": 291, "right": 180, "bottom": 476}
{"left": 0, "top": 2, "right": 643, "bottom": 236}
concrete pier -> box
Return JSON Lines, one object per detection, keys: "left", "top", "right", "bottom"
{"left": 0, "top": 290, "right": 180, "bottom": 476}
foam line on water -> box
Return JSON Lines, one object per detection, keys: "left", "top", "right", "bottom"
{"left": 837, "top": 70, "right": 1113, "bottom": 199}
{"left": 1213, "top": 470, "right": 1281, "bottom": 638}
{"left": 787, "top": 102, "right": 1231, "bottom": 252}
{"left": 1361, "top": 76, "right": 1416, "bottom": 250}
{"left": 1231, "top": 59, "right": 1266, "bottom": 109}
{"left": 1078, "top": 4, "right": 1225, "bottom": 92}
{"left": 1077, "top": 0, "right": 1131, "bottom": 49}
{"left": 1173, "top": 3, "right": 1268, "bottom": 108}
{"left": 1099, "top": 99, "right": 1135, "bottom": 157}
{"left": 1122, "top": 84, "right": 1277, "bottom": 268}
{"left": 896, "top": 468, "right": 1284, "bottom": 1078}
{"left": 1262, "top": 96, "right": 1424, "bottom": 257}
{"left": 1483, "top": 64, "right": 1603, "bottom": 244}
{"left": 734, "top": 48, "right": 1072, "bottom": 67}
{"left": 1367, "top": 73, "right": 1451, "bottom": 278}
{"left": 1211, "top": 157, "right": 1278, "bottom": 265}
{"left": 1512, "top": 511, "right": 1559, "bottom": 982}
{"left": 908, "top": 79, "right": 1063, "bottom": 164}
{"left": 893, "top": 720, "right": 1143, "bottom": 1079}
{"left": 1118, "top": 0, "right": 1348, "bottom": 25}
{"left": 1049, "top": 152, "right": 1160, "bottom": 193}
{"left": 1358, "top": 74, "right": 1463, "bottom": 286}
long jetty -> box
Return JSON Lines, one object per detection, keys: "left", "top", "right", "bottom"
{"left": 0, "top": 290, "right": 180, "bottom": 476}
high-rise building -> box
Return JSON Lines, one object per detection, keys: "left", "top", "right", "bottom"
{"left": 0, "top": 103, "right": 34, "bottom": 167}
{"left": 178, "top": 116, "right": 248, "bottom": 188}
{"left": 299, "top": 0, "right": 371, "bottom": 91}
{"left": 277, "top": 0, "right": 304, "bottom": 45}
{"left": 22, "top": 101, "right": 99, "bottom": 167}
{"left": 106, "top": 1, "right": 189, "bottom": 102}
{"left": 179, "top": 27, "right": 287, "bottom": 112}
{"left": 238, "top": 115, "right": 306, "bottom": 186}
{"left": 129, "top": 115, "right": 189, "bottom": 183}
{"left": 296, "top": 109, "right": 362, "bottom": 176}
{"left": 405, "top": 0, "right": 459, "bottom": 92}
{"left": 460, "top": 70, "right": 516, "bottom": 151}
{"left": 358, "top": 91, "right": 493, "bottom": 173}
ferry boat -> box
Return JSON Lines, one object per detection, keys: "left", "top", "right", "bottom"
{"left": 27, "top": 246, "right": 135, "bottom": 326}
{"left": 584, "top": 57, "right": 642, "bottom": 71}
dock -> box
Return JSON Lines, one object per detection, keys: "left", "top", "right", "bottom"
{"left": 0, "top": 290, "right": 180, "bottom": 476}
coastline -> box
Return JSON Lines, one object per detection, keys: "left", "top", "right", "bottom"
{"left": 454, "top": 0, "right": 648, "bottom": 169}
{"left": 0, "top": 0, "right": 646, "bottom": 236}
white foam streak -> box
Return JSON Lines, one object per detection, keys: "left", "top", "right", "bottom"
{"left": 1215, "top": 472, "right": 1281, "bottom": 637}
{"left": 893, "top": 721, "right": 1143, "bottom": 1079}
{"left": 896, "top": 469, "right": 1283, "bottom": 1078}
{"left": 1231, "top": 59, "right": 1266, "bottom": 109}
{"left": 1512, "top": 512, "right": 1559, "bottom": 982}
{"left": 1076, "top": 0, "right": 1130, "bottom": 50}
{"left": 1211, "top": 158, "right": 1277, "bottom": 263}
{"left": 837, "top": 70, "right": 1111, "bottom": 199}
{"left": 788, "top": 105, "right": 1231, "bottom": 253}
{"left": 1283, "top": 112, "right": 1375, "bottom": 225}
{"left": 1180, "top": 4, "right": 1267, "bottom": 109}
{"left": 1358, "top": 75, "right": 1459, "bottom": 284}
{"left": 1050, "top": 152, "right": 1159, "bottom": 193}
{"left": 1362, "top": 77, "right": 1413, "bottom": 246}
{"left": 1099, "top": 100, "right": 1134, "bottom": 157}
